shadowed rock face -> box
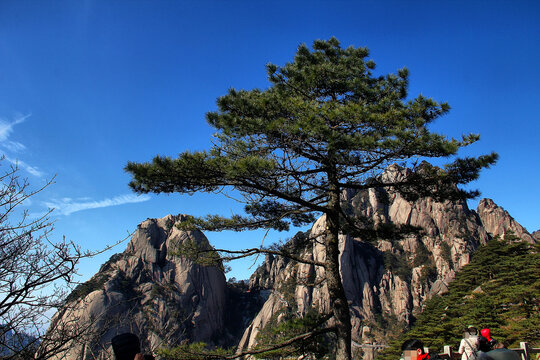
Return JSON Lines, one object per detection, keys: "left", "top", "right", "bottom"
{"left": 46, "top": 215, "right": 228, "bottom": 360}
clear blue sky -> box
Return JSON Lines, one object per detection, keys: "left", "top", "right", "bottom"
{"left": 1, "top": 1, "right": 539, "bottom": 281}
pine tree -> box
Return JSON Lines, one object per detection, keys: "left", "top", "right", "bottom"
{"left": 125, "top": 38, "right": 497, "bottom": 360}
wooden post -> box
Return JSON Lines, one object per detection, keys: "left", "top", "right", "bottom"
{"left": 444, "top": 345, "right": 453, "bottom": 360}
{"left": 520, "top": 342, "right": 530, "bottom": 360}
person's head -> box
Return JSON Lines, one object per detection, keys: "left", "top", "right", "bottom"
{"left": 111, "top": 333, "right": 141, "bottom": 360}
{"left": 402, "top": 339, "right": 425, "bottom": 360}
{"left": 480, "top": 328, "right": 492, "bottom": 340}
{"left": 464, "top": 326, "right": 477, "bottom": 338}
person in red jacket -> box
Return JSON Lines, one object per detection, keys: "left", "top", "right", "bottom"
{"left": 479, "top": 328, "right": 497, "bottom": 352}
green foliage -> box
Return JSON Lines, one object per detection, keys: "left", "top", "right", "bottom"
{"left": 439, "top": 241, "right": 454, "bottom": 269}
{"left": 98, "top": 252, "right": 125, "bottom": 272}
{"left": 117, "top": 273, "right": 139, "bottom": 297}
{"left": 64, "top": 273, "right": 110, "bottom": 303}
{"left": 414, "top": 241, "right": 438, "bottom": 283}
{"left": 223, "top": 279, "right": 267, "bottom": 344}
{"left": 158, "top": 342, "right": 234, "bottom": 360}
{"left": 171, "top": 237, "right": 225, "bottom": 271}
{"left": 419, "top": 264, "right": 438, "bottom": 284}
{"left": 378, "top": 237, "right": 540, "bottom": 360}
{"left": 246, "top": 267, "right": 335, "bottom": 359}
{"left": 253, "top": 309, "right": 335, "bottom": 359}
{"left": 372, "top": 312, "right": 410, "bottom": 342}
{"left": 65, "top": 252, "right": 131, "bottom": 303}
{"left": 413, "top": 241, "right": 431, "bottom": 267}
{"left": 383, "top": 251, "right": 412, "bottom": 281}
{"left": 277, "top": 272, "right": 301, "bottom": 307}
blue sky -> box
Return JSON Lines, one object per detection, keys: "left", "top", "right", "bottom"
{"left": 1, "top": 1, "right": 539, "bottom": 281}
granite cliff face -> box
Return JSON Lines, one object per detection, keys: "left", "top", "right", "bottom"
{"left": 238, "top": 165, "right": 537, "bottom": 356}
{"left": 46, "top": 215, "right": 229, "bottom": 360}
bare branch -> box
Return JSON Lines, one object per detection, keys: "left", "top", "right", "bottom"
{"left": 216, "top": 247, "right": 325, "bottom": 268}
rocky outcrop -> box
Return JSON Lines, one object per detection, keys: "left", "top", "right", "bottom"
{"left": 238, "top": 164, "right": 492, "bottom": 354}
{"left": 46, "top": 215, "right": 229, "bottom": 360}
{"left": 477, "top": 198, "right": 536, "bottom": 243}
{"left": 533, "top": 230, "right": 540, "bottom": 242}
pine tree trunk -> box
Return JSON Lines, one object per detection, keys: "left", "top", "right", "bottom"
{"left": 326, "top": 184, "right": 352, "bottom": 360}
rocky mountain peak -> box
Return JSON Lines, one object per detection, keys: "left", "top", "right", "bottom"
{"left": 477, "top": 198, "right": 536, "bottom": 243}
{"left": 46, "top": 214, "right": 229, "bottom": 360}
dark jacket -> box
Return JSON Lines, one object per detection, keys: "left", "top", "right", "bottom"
{"left": 478, "top": 349, "right": 520, "bottom": 360}
{"left": 478, "top": 335, "right": 497, "bottom": 352}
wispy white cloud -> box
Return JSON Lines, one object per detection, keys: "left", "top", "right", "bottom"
{"left": 3, "top": 141, "right": 26, "bottom": 153}
{"left": 0, "top": 113, "right": 44, "bottom": 177}
{"left": 45, "top": 194, "right": 151, "bottom": 216}
{"left": 0, "top": 113, "right": 30, "bottom": 153}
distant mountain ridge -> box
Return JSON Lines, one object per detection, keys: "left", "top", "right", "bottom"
{"left": 0, "top": 326, "right": 37, "bottom": 357}
{"left": 45, "top": 165, "right": 537, "bottom": 359}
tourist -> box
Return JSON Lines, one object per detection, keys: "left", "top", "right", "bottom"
{"left": 458, "top": 326, "right": 479, "bottom": 360}
{"left": 111, "top": 333, "right": 154, "bottom": 360}
{"left": 478, "top": 328, "right": 497, "bottom": 352}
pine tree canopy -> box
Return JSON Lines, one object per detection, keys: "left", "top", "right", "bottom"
{"left": 126, "top": 37, "right": 497, "bottom": 234}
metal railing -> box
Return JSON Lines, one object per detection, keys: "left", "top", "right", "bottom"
{"left": 433, "top": 342, "right": 540, "bottom": 360}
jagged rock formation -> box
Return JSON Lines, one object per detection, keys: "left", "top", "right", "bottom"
{"left": 238, "top": 165, "right": 537, "bottom": 357}
{"left": 477, "top": 198, "right": 536, "bottom": 243}
{"left": 46, "top": 215, "right": 229, "bottom": 360}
